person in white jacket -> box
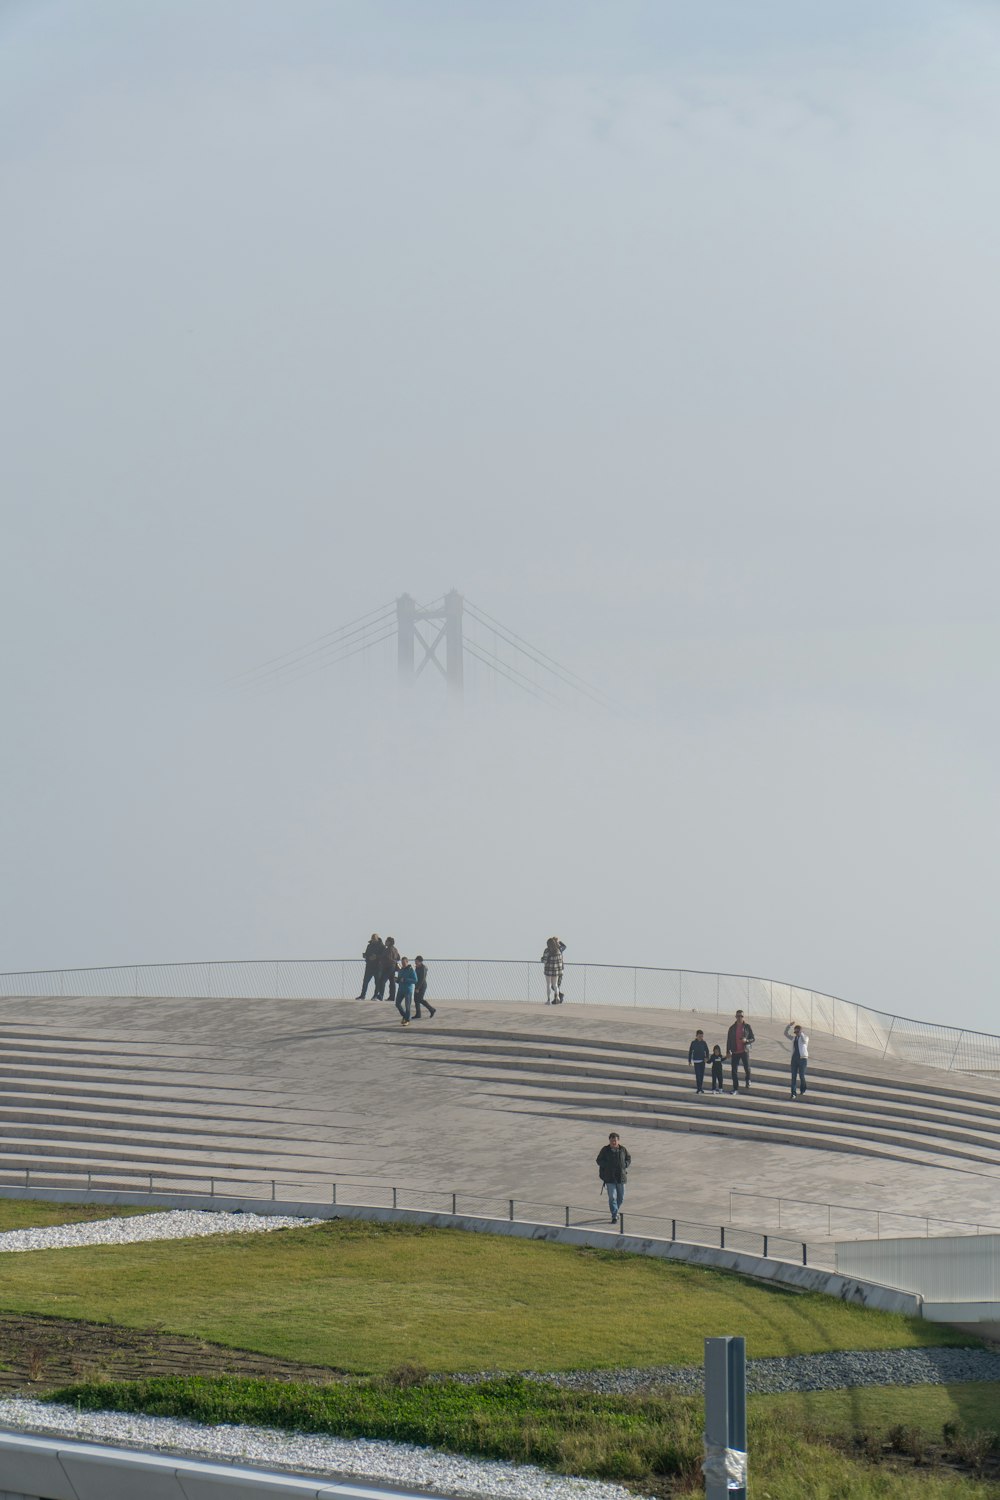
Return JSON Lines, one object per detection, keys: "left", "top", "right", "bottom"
{"left": 785, "top": 1022, "right": 809, "bottom": 1098}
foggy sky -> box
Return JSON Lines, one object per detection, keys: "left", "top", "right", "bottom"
{"left": 2, "top": 1, "right": 999, "bottom": 1030}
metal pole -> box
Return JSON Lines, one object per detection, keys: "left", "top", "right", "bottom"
{"left": 509, "top": 1199, "right": 514, "bottom": 1221}
{"left": 704, "top": 1336, "right": 747, "bottom": 1500}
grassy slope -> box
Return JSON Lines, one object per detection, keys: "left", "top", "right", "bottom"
{"left": 47, "top": 1375, "right": 1000, "bottom": 1498}
{"left": 0, "top": 1200, "right": 153, "bottom": 1231}
{"left": 0, "top": 1219, "right": 975, "bottom": 1371}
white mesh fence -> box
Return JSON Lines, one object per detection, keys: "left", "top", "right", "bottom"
{"left": 0, "top": 958, "right": 995, "bottom": 1075}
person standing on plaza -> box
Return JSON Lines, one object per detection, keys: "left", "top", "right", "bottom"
{"left": 785, "top": 1021, "right": 809, "bottom": 1098}
{"left": 687, "top": 1029, "right": 710, "bottom": 1093}
{"left": 725, "top": 1009, "right": 755, "bottom": 1092}
{"left": 596, "top": 1131, "right": 630, "bottom": 1224}
{"left": 357, "top": 934, "right": 384, "bottom": 1000}
{"left": 542, "top": 936, "right": 566, "bottom": 1004}
{"left": 395, "top": 957, "right": 418, "bottom": 1026}
{"left": 377, "top": 936, "right": 400, "bottom": 1003}
{"left": 412, "top": 955, "right": 436, "bottom": 1019}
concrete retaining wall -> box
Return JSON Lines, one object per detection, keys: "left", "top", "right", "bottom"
{"left": 0, "top": 1429, "right": 414, "bottom": 1499}
{"left": 0, "top": 1184, "right": 921, "bottom": 1317}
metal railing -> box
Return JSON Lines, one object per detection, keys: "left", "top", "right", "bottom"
{"left": 0, "top": 956, "right": 995, "bottom": 1075}
{"left": 0, "top": 1165, "right": 821, "bottom": 1268}
{"left": 730, "top": 1188, "right": 1000, "bottom": 1242}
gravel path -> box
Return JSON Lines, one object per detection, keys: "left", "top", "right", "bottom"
{"left": 0, "top": 1210, "right": 320, "bottom": 1253}
{"left": 517, "top": 1345, "right": 1000, "bottom": 1395}
{"left": 0, "top": 1399, "right": 644, "bottom": 1500}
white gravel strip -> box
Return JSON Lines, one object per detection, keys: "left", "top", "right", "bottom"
{"left": 0, "top": 1209, "right": 321, "bottom": 1253}
{"left": 0, "top": 1399, "right": 645, "bottom": 1500}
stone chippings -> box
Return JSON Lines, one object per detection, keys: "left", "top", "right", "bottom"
{"left": 0, "top": 1398, "right": 641, "bottom": 1500}
{"left": 0, "top": 1210, "right": 322, "bottom": 1254}
{"left": 516, "top": 1345, "right": 1000, "bottom": 1396}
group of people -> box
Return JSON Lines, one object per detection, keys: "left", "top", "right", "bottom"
{"left": 357, "top": 935, "right": 435, "bottom": 1026}
{"left": 597, "top": 1017, "right": 809, "bottom": 1227}
{"left": 686, "top": 1012, "right": 810, "bottom": 1098}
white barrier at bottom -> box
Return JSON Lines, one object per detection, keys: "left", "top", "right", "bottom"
{"left": 0, "top": 1428, "right": 423, "bottom": 1500}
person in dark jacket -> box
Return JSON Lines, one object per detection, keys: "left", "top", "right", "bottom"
{"left": 357, "top": 934, "right": 384, "bottom": 1000}
{"left": 687, "top": 1030, "right": 710, "bottom": 1093}
{"left": 395, "top": 957, "right": 418, "bottom": 1026}
{"left": 725, "top": 1009, "right": 755, "bottom": 1092}
{"left": 377, "top": 937, "right": 400, "bottom": 1003}
{"left": 412, "top": 956, "right": 435, "bottom": 1019}
{"left": 596, "top": 1132, "right": 630, "bottom": 1224}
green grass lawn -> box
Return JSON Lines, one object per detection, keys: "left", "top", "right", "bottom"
{"left": 47, "top": 1374, "right": 1000, "bottom": 1498}
{"left": 0, "top": 1199, "right": 154, "bottom": 1232}
{"left": 755, "top": 1382, "right": 1000, "bottom": 1440}
{"left": 0, "top": 1218, "right": 977, "bottom": 1372}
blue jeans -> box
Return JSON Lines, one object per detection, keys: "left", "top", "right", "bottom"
{"left": 605, "top": 1181, "right": 625, "bottom": 1220}
{"left": 396, "top": 988, "right": 414, "bottom": 1021}
{"left": 791, "top": 1055, "right": 808, "bottom": 1096}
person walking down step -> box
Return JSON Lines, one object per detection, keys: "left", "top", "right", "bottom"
{"left": 395, "top": 957, "right": 418, "bottom": 1026}
{"left": 357, "top": 934, "right": 384, "bottom": 999}
{"left": 785, "top": 1021, "right": 809, "bottom": 1097}
{"left": 725, "top": 1009, "right": 755, "bottom": 1092}
{"left": 596, "top": 1132, "right": 630, "bottom": 1224}
{"left": 542, "top": 936, "right": 566, "bottom": 1004}
{"left": 710, "top": 1044, "right": 725, "bottom": 1094}
{"left": 412, "top": 956, "right": 435, "bottom": 1019}
{"left": 377, "top": 937, "right": 400, "bottom": 1003}
{"left": 687, "top": 1029, "right": 710, "bottom": 1094}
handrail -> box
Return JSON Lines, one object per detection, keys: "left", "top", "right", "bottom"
{"left": 0, "top": 956, "right": 995, "bottom": 1074}
{"left": 729, "top": 1187, "right": 1000, "bottom": 1240}
{"left": 0, "top": 1164, "right": 816, "bottom": 1268}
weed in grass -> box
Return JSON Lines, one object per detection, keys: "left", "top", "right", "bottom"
{"left": 382, "top": 1363, "right": 429, "bottom": 1389}
{"left": 888, "top": 1422, "right": 931, "bottom": 1462}
{"left": 948, "top": 1430, "right": 997, "bottom": 1476}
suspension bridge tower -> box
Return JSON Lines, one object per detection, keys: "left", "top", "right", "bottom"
{"left": 396, "top": 590, "right": 465, "bottom": 701}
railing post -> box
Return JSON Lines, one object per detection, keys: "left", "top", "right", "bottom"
{"left": 271, "top": 1180, "right": 276, "bottom": 1201}
{"left": 210, "top": 1178, "right": 215, "bottom": 1199}
{"left": 452, "top": 1192, "right": 457, "bottom": 1215}
{"left": 392, "top": 1187, "right": 398, "bottom": 1209}
{"left": 882, "top": 1015, "right": 896, "bottom": 1060}
{"left": 149, "top": 1173, "right": 153, "bottom": 1195}
{"left": 24, "top": 1168, "right": 29, "bottom": 1190}
{"left": 565, "top": 1205, "right": 570, "bottom": 1227}
{"left": 763, "top": 1234, "right": 768, "bottom": 1258}
{"left": 802, "top": 1243, "right": 807, "bottom": 1266}
{"left": 87, "top": 1171, "right": 91, "bottom": 1192}
{"left": 720, "top": 1226, "right": 725, "bottom": 1249}
{"left": 332, "top": 1182, "right": 337, "bottom": 1205}
{"left": 671, "top": 1218, "right": 676, "bottom": 1241}
{"left": 618, "top": 1212, "right": 624, "bottom": 1236}
{"left": 508, "top": 1199, "right": 514, "bottom": 1221}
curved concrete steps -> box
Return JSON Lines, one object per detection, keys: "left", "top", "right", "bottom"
{"left": 403, "top": 1026, "right": 1000, "bottom": 1177}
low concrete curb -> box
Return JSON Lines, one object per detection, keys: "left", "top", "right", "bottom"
{"left": 0, "top": 1184, "right": 922, "bottom": 1317}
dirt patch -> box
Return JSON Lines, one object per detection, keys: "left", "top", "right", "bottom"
{"left": 0, "top": 1312, "right": 345, "bottom": 1391}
